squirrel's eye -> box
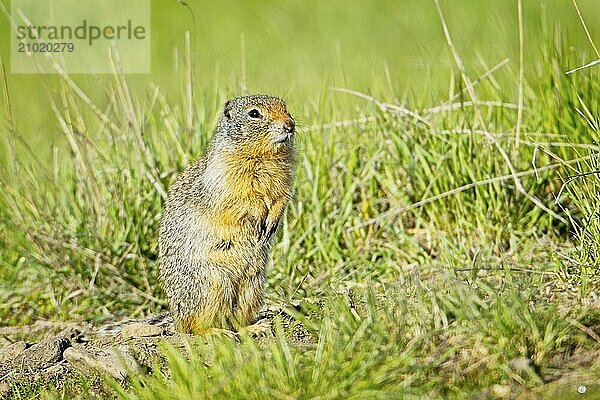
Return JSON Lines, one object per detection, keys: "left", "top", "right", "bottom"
{"left": 248, "top": 109, "right": 262, "bottom": 119}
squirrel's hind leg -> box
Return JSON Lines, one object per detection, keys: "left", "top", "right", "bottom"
{"left": 177, "top": 276, "right": 237, "bottom": 335}
{"left": 232, "top": 273, "right": 265, "bottom": 328}
{"left": 179, "top": 312, "right": 234, "bottom": 336}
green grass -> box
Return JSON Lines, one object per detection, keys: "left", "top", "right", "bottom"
{"left": 1, "top": 0, "right": 600, "bottom": 398}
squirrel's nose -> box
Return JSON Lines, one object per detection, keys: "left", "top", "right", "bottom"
{"left": 284, "top": 119, "right": 295, "bottom": 134}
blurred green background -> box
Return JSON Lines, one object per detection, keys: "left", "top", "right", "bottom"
{"left": 0, "top": 0, "right": 599, "bottom": 153}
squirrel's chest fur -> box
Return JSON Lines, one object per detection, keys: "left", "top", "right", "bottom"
{"left": 224, "top": 155, "right": 292, "bottom": 211}
{"left": 209, "top": 155, "right": 292, "bottom": 223}
{"left": 186, "top": 148, "right": 295, "bottom": 266}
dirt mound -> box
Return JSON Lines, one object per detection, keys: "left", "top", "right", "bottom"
{"left": 0, "top": 306, "right": 314, "bottom": 397}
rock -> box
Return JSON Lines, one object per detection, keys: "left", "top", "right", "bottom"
{"left": 96, "top": 313, "right": 173, "bottom": 336}
{"left": 0, "top": 341, "right": 28, "bottom": 368}
{"left": 508, "top": 357, "right": 543, "bottom": 384}
{"left": 3, "top": 337, "right": 70, "bottom": 376}
{"left": 0, "top": 341, "right": 28, "bottom": 378}
{"left": 120, "top": 322, "right": 164, "bottom": 339}
{"left": 508, "top": 357, "right": 533, "bottom": 372}
{"left": 475, "top": 384, "right": 513, "bottom": 400}
{"left": 64, "top": 345, "right": 141, "bottom": 381}
{"left": 23, "top": 336, "right": 71, "bottom": 371}
{"left": 489, "top": 384, "right": 512, "bottom": 398}
{"left": 0, "top": 381, "right": 9, "bottom": 398}
{"left": 57, "top": 324, "right": 93, "bottom": 343}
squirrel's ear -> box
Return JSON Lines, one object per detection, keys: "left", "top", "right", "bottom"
{"left": 223, "top": 100, "right": 232, "bottom": 119}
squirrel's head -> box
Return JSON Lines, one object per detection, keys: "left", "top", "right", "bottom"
{"left": 214, "top": 94, "right": 295, "bottom": 157}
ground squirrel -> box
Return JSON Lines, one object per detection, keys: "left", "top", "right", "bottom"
{"left": 158, "top": 94, "right": 297, "bottom": 335}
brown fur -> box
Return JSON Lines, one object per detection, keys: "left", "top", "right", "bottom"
{"left": 158, "top": 95, "right": 297, "bottom": 334}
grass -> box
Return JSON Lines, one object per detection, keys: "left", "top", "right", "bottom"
{"left": 1, "top": 0, "right": 600, "bottom": 398}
